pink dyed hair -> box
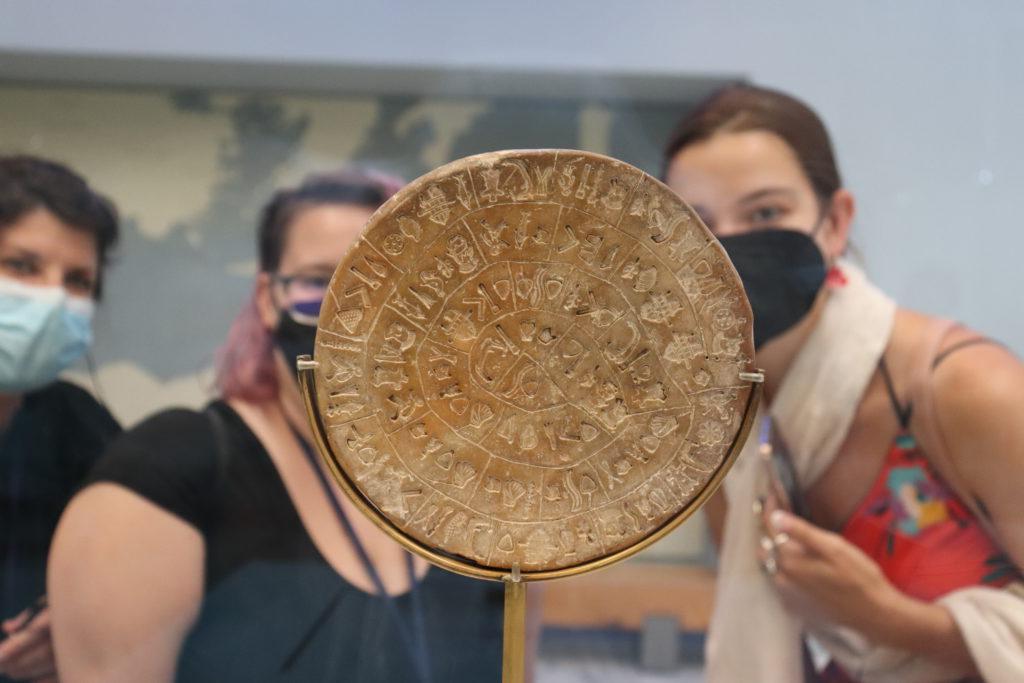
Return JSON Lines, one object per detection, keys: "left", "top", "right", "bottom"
{"left": 215, "top": 167, "right": 404, "bottom": 402}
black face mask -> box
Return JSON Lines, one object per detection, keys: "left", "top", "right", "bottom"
{"left": 718, "top": 229, "right": 827, "bottom": 349}
{"left": 273, "top": 308, "right": 317, "bottom": 377}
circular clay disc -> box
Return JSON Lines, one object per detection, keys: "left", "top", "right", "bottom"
{"left": 312, "top": 150, "right": 755, "bottom": 574}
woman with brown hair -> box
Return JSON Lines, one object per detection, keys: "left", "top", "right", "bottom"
{"left": 48, "top": 170, "right": 504, "bottom": 682}
{"left": 662, "top": 85, "right": 1024, "bottom": 681}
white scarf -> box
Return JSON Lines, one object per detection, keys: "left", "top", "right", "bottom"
{"left": 706, "top": 261, "right": 1024, "bottom": 682}
{"left": 706, "top": 260, "right": 894, "bottom": 682}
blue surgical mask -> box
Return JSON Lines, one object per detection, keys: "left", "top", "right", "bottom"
{"left": 0, "top": 277, "right": 95, "bottom": 393}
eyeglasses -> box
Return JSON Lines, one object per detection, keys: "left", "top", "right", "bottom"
{"left": 273, "top": 273, "right": 330, "bottom": 325}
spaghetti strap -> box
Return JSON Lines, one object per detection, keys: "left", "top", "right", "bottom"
{"left": 932, "top": 337, "right": 1002, "bottom": 370}
{"left": 878, "top": 356, "right": 912, "bottom": 428}
{"left": 909, "top": 319, "right": 999, "bottom": 535}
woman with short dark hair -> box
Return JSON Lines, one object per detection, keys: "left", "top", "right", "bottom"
{"left": 0, "top": 155, "right": 122, "bottom": 683}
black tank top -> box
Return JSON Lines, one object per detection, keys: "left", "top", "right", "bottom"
{"left": 88, "top": 401, "right": 502, "bottom": 682}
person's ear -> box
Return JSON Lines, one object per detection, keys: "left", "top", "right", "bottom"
{"left": 821, "top": 189, "right": 855, "bottom": 261}
{"left": 255, "top": 272, "right": 280, "bottom": 331}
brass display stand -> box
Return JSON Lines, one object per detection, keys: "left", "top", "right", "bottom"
{"left": 298, "top": 149, "right": 764, "bottom": 681}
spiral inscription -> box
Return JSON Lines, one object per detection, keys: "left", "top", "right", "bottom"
{"left": 313, "top": 150, "right": 754, "bottom": 572}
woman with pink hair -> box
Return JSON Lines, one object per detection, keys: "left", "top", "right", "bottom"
{"left": 48, "top": 169, "right": 504, "bottom": 683}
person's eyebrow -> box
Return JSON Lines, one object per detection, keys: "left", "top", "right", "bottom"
{"left": 290, "top": 263, "right": 336, "bottom": 276}
{"left": 736, "top": 187, "right": 799, "bottom": 206}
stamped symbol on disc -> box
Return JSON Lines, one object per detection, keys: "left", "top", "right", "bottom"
{"left": 312, "top": 150, "right": 755, "bottom": 573}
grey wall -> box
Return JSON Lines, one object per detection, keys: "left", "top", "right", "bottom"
{"left": 3, "top": 1, "right": 1022, "bottom": 353}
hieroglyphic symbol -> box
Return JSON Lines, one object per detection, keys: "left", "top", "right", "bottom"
{"left": 393, "top": 489, "right": 421, "bottom": 520}
{"left": 666, "top": 219, "right": 705, "bottom": 264}
{"left": 511, "top": 211, "right": 549, "bottom": 250}
{"left": 563, "top": 470, "right": 598, "bottom": 512}
{"left": 386, "top": 391, "right": 424, "bottom": 422}
{"left": 504, "top": 159, "right": 554, "bottom": 201}
{"left": 452, "top": 461, "right": 477, "bottom": 488}
{"left": 475, "top": 328, "right": 519, "bottom": 384}
{"left": 446, "top": 235, "right": 479, "bottom": 274}
{"left": 604, "top": 320, "right": 641, "bottom": 368}
{"left": 621, "top": 258, "right": 657, "bottom": 292}
{"left": 391, "top": 286, "right": 435, "bottom": 323}
{"left": 557, "top": 415, "right": 599, "bottom": 443}
{"left": 325, "top": 355, "right": 362, "bottom": 384}
{"left": 375, "top": 322, "right": 416, "bottom": 363}
{"left": 497, "top": 415, "right": 539, "bottom": 451}
{"left": 398, "top": 216, "right": 422, "bottom": 241}
{"left": 599, "top": 457, "right": 628, "bottom": 490}
{"left": 664, "top": 332, "right": 703, "bottom": 368}
{"left": 499, "top": 363, "right": 546, "bottom": 403}
{"left": 334, "top": 308, "right": 364, "bottom": 335}
{"left": 349, "top": 254, "right": 389, "bottom": 290}
{"left": 696, "top": 419, "right": 727, "bottom": 446}
{"left": 640, "top": 291, "right": 683, "bottom": 324}
{"left": 427, "top": 344, "right": 457, "bottom": 364}
{"left": 337, "top": 423, "right": 376, "bottom": 463}
{"left": 558, "top": 158, "right": 582, "bottom": 197}
{"left": 453, "top": 174, "right": 474, "bottom": 210}
{"left": 710, "top": 305, "right": 748, "bottom": 359}
{"left": 440, "top": 310, "right": 477, "bottom": 342}
{"left": 502, "top": 479, "right": 527, "bottom": 508}
{"left": 576, "top": 163, "right": 604, "bottom": 205}
{"left": 601, "top": 176, "right": 629, "bottom": 211}
{"left": 418, "top": 185, "right": 455, "bottom": 225}
{"left": 372, "top": 365, "right": 408, "bottom": 390}
{"left": 679, "top": 256, "right": 726, "bottom": 303}
{"left": 628, "top": 188, "right": 673, "bottom": 240}
{"left": 382, "top": 233, "right": 405, "bottom": 255}
{"left": 696, "top": 390, "right": 737, "bottom": 421}
{"left": 463, "top": 283, "right": 501, "bottom": 320}
{"left": 479, "top": 167, "right": 505, "bottom": 203}
{"left": 468, "top": 403, "right": 495, "bottom": 428}
{"left": 479, "top": 217, "right": 510, "bottom": 255}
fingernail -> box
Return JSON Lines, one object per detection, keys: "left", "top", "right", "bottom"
{"left": 770, "top": 509, "right": 788, "bottom": 532}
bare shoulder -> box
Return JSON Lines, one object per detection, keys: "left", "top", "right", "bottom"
{"left": 49, "top": 484, "right": 205, "bottom": 683}
{"left": 930, "top": 324, "right": 1024, "bottom": 430}
{"left": 57, "top": 482, "right": 205, "bottom": 552}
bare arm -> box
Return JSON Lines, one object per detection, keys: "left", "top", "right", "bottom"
{"left": 48, "top": 483, "right": 204, "bottom": 683}
{"left": 766, "top": 343, "right": 1024, "bottom": 675}
{"left": 932, "top": 343, "right": 1024, "bottom": 569}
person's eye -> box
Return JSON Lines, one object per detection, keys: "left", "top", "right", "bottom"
{"left": 303, "top": 276, "right": 331, "bottom": 290}
{"left": 1, "top": 257, "right": 38, "bottom": 276}
{"left": 747, "top": 205, "right": 784, "bottom": 226}
{"left": 65, "top": 272, "right": 95, "bottom": 296}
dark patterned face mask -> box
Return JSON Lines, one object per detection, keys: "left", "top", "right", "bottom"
{"left": 718, "top": 229, "right": 827, "bottom": 348}
{"left": 273, "top": 305, "right": 319, "bottom": 377}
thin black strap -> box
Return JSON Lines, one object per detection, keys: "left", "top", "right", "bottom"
{"left": 280, "top": 589, "right": 343, "bottom": 671}
{"left": 878, "top": 357, "right": 913, "bottom": 429}
{"left": 290, "top": 427, "right": 432, "bottom": 683}
{"left": 932, "top": 337, "right": 1003, "bottom": 370}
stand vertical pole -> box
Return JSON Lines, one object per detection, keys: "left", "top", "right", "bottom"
{"left": 502, "top": 565, "right": 526, "bottom": 683}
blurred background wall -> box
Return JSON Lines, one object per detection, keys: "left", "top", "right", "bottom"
{"left": 2, "top": 0, "right": 1022, "bottom": 566}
